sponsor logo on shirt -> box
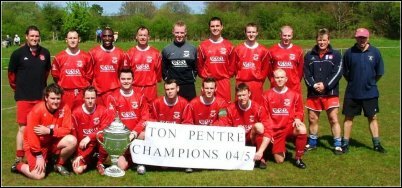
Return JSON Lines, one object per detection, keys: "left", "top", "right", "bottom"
{"left": 120, "top": 111, "right": 137, "bottom": 119}
{"left": 172, "top": 60, "right": 188, "bottom": 67}
{"left": 277, "top": 61, "right": 293, "bottom": 68}
{"left": 209, "top": 110, "right": 216, "bottom": 117}
{"left": 100, "top": 65, "right": 116, "bottom": 72}
{"left": 368, "top": 55, "right": 374, "bottom": 61}
{"left": 135, "top": 64, "right": 150, "bottom": 71}
{"left": 83, "top": 128, "right": 98, "bottom": 135}
{"left": 209, "top": 56, "right": 225, "bottom": 63}
{"left": 240, "top": 124, "right": 253, "bottom": 133}
{"left": 183, "top": 51, "right": 190, "bottom": 58}
{"left": 65, "top": 69, "right": 82, "bottom": 76}
{"left": 198, "top": 119, "right": 213, "bottom": 125}
{"left": 58, "top": 109, "right": 65, "bottom": 118}
{"left": 242, "top": 62, "right": 256, "bottom": 69}
{"left": 249, "top": 115, "right": 255, "bottom": 123}
{"left": 272, "top": 108, "right": 289, "bottom": 115}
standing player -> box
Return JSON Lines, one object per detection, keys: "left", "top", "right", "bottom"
{"left": 233, "top": 23, "right": 270, "bottom": 104}
{"left": 126, "top": 26, "right": 162, "bottom": 106}
{"left": 185, "top": 77, "right": 229, "bottom": 126}
{"left": 150, "top": 79, "right": 193, "bottom": 172}
{"left": 52, "top": 30, "right": 93, "bottom": 110}
{"left": 197, "top": 17, "right": 235, "bottom": 103}
{"left": 162, "top": 21, "right": 198, "bottom": 101}
{"left": 11, "top": 83, "right": 77, "bottom": 179}
{"left": 262, "top": 69, "right": 307, "bottom": 169}
{"left": 341, "top": 28, "right": 386, "bottom": 153}
{"left": 214, "top": 83, "right": 272, "bottom": 169}
{"left": 303, "top": 28, "right": 343, "bottom": 154}
{"left": 268, "top": 25, "right": 304, "bottom": 119}
{"left": 71, "top": 86, "right": 114, "bottom": 175}
{"left": 89, "top": 27, "right": 128, "bottom": 106}
{"left": 106, "top": 68, "right": 150, "bottom": 173}
{"left": 8, "top": 25, "right": 51, "bottom": 168}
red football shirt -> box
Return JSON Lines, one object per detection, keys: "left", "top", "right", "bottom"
{"left": 268, "top": 43, "right": 304, "bottom": 93}
{"left": 186, "top": 96, "right": 229, "bottom": 125}
{"left": 233, "top": 42, "right": 270, "bottom": 82}
{"left": 24, "top": 102, "right": 72, "bottom": 155}
{"left": 106, "top": 89, "right": 150, "bottom": 134}
{"left": 89, "top": 46, "right": 128, "bottom": 94}
{"left": 262, "top": 87, "right": 304, "bottom": 130}
{"left": 51, "top": 49, "right": 93, "bottom": 89}
{"left": 72, "top": 104, "right": 113, "bottom": 142}
{"left": 126, "top": 45, "right": 162, "bottom": 86}
{"left": 150, "top": 96, "right": 191, "bottom": 124}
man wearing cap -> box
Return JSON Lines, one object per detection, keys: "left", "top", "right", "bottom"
{"left": 341, "top": 28, "right": 385, "bottom": 153}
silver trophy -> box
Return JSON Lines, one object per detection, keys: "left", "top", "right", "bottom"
{"left": 96, "top": 116, "right": 131, "bottom": 177}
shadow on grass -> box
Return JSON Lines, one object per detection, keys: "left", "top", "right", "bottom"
{"left": 319, "top": 135, "right": 373, "bottom": 151}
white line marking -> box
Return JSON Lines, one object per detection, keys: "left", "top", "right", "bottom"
{"left": 1, "top": 106, "right": 16, "bottom": 110}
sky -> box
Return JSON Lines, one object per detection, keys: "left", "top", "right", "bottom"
{"left": 38, "top": 1, "right": 206, "bottom": 15}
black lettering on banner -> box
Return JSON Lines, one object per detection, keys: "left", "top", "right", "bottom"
{"left": 149, "top": 126, "right": 177, "bottom": 138}
{"left": 225, "top": 150, "right": 251, "bottom": 161}
{"left": 132, "top": 144, "right": 140, "bottom": 154}
{"left": 143, "top": 145, "right": 151, "bottom": 155}
{"left": 178, "top": 148, "right": 185, "bottom": 157}
{"left": 153, "top": 148, "right": 162, "bottom": 157}
{"left": 165, "top": 148, "right": 174, "bottom": 157}
{"left": 212, "top": 150, "right": 219, "bottom": 159}
{"left": 191, "top": 149, "right": 200, "bottom": 158}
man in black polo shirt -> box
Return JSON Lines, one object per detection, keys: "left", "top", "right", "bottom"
{"left": 8, "top": 25, "right": 51, "bottom": 169}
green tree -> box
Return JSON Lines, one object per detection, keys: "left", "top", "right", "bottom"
{"left": 90, "top": 4, "right": 103, "bottom": 16}
{"left": 119, "top": 2, "right": 156, "bottom": 18}
{"left": 62, "top": 2, "right": 93, "bottom": 41}
{"left": 1, "top": 2, "right": 42, "bottom": 41}
{"left": 41, "top": 2, "right": 64, "bottom": 41}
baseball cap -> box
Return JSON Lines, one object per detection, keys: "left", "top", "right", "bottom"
{"left": 355, "top": 28, "right": 369, "bottom": 37}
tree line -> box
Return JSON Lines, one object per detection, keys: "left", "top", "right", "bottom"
{"left": 2, "top": 2, "right": 400, "bottom": 42}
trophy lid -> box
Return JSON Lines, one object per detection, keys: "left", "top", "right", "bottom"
{"left": 104, "top": 116, "right": 129, "bottom": 134}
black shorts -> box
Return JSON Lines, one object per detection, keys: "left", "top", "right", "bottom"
{"left": 342, "top": 98, "right": 379, "bottom": 117}
{"left": 178, "top": 83, "right": 196, "bottom": 102}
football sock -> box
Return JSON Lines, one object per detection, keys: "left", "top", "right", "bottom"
{"left": 16, "top": 150, "right": 25, "bottom": 158}
{"left": 342, "top": 138, "right": 349, "bottom": 147}
{"left": 372, "top": 137, "right": 381, "bottom": 146}
{"left": 334, "top": 137, "right": 342, "bottom": 147}
{"left": 16, "top": 162, "right": 23, "bottom": 172}
{"left": 308, "top": 134, "right": 318, "bottom": 146}
{"left": 295, "top": 134, "right": 307, "bottom": 159}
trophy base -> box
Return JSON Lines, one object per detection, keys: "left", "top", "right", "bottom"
{"left": 104, "top": 165, "right": 125, "bottom": 177}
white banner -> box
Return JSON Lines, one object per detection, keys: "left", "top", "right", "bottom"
{"left": 130, "top": 122, "right": 256, "bottom": 170}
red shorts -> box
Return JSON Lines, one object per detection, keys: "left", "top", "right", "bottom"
{"left": 16, "top": 100, "right": 41, "bottom": 125}
{"left": 76, "top": 141, "right": 98, "bottom": 165}
{"left": 62, "top": 89, "right": 84, "bottom": 110}
{"left": 271, "top": 126, "right": 294, "bottom": 154}
{"left": 133, "top": 85, "right": 157, "bottom": 104}
{"left": 306, "top": 96, "right": 339, "bottom": 111}
{"left": 97, "top": 89, "right": 118, "bottom": 107}
{"left": 25, "top": 138, "right": 62, "bottom": 171}
{"left": 215, "top": 78, "right": 231, "bottom": 103}
{"left": 236, "top": 80, "right": 264, "bottom": 104}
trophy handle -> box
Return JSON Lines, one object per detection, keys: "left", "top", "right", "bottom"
{"left": 96, "top": 130, "right": 105, "bottom": 147}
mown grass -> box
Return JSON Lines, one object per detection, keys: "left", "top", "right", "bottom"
{"left": 1, "top": 39, "right": 400, "bottom": 186}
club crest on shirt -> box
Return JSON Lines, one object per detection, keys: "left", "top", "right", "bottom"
{"left": 284, "top": 99, "right": 290, "bottom": 107}
{"left": 131, "top": 102, "right": 138, "bottom": 109}
{"left": 253, "top": 54, "right": 259, "bottom": 61}
{"left": 76, "top": 60, "right": 83, "bottom": 67}
{"left": 210, "top": 110, "right": 216, "bottom": 117}
{"left": 112, "top": 57, "right": 118, "bottom": 64}
{"left": 249, "top": 115, "right": 255, "bottom": 123}
{"left": 183, "top": 51, "right": 190, "bottom": 58}
{"left": 146, "top": 56, "right": 153, "bottom": 63}
{"left": 58, "top": 109, "right": 64, "bottom": 118}
{"left": 93, "top": 117, "right": 100, "bottom": 125}
{"left": 289, "top": 54, "right": 295, "bottom": 60}
{"left": 220, "top": 48, "right": 227, "bottom": 55}
{"left": 40, "top": 54, "right": 45, "bottom": 61}
{"left": 173, "top": 111, "right": 181, "bottom": 119}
